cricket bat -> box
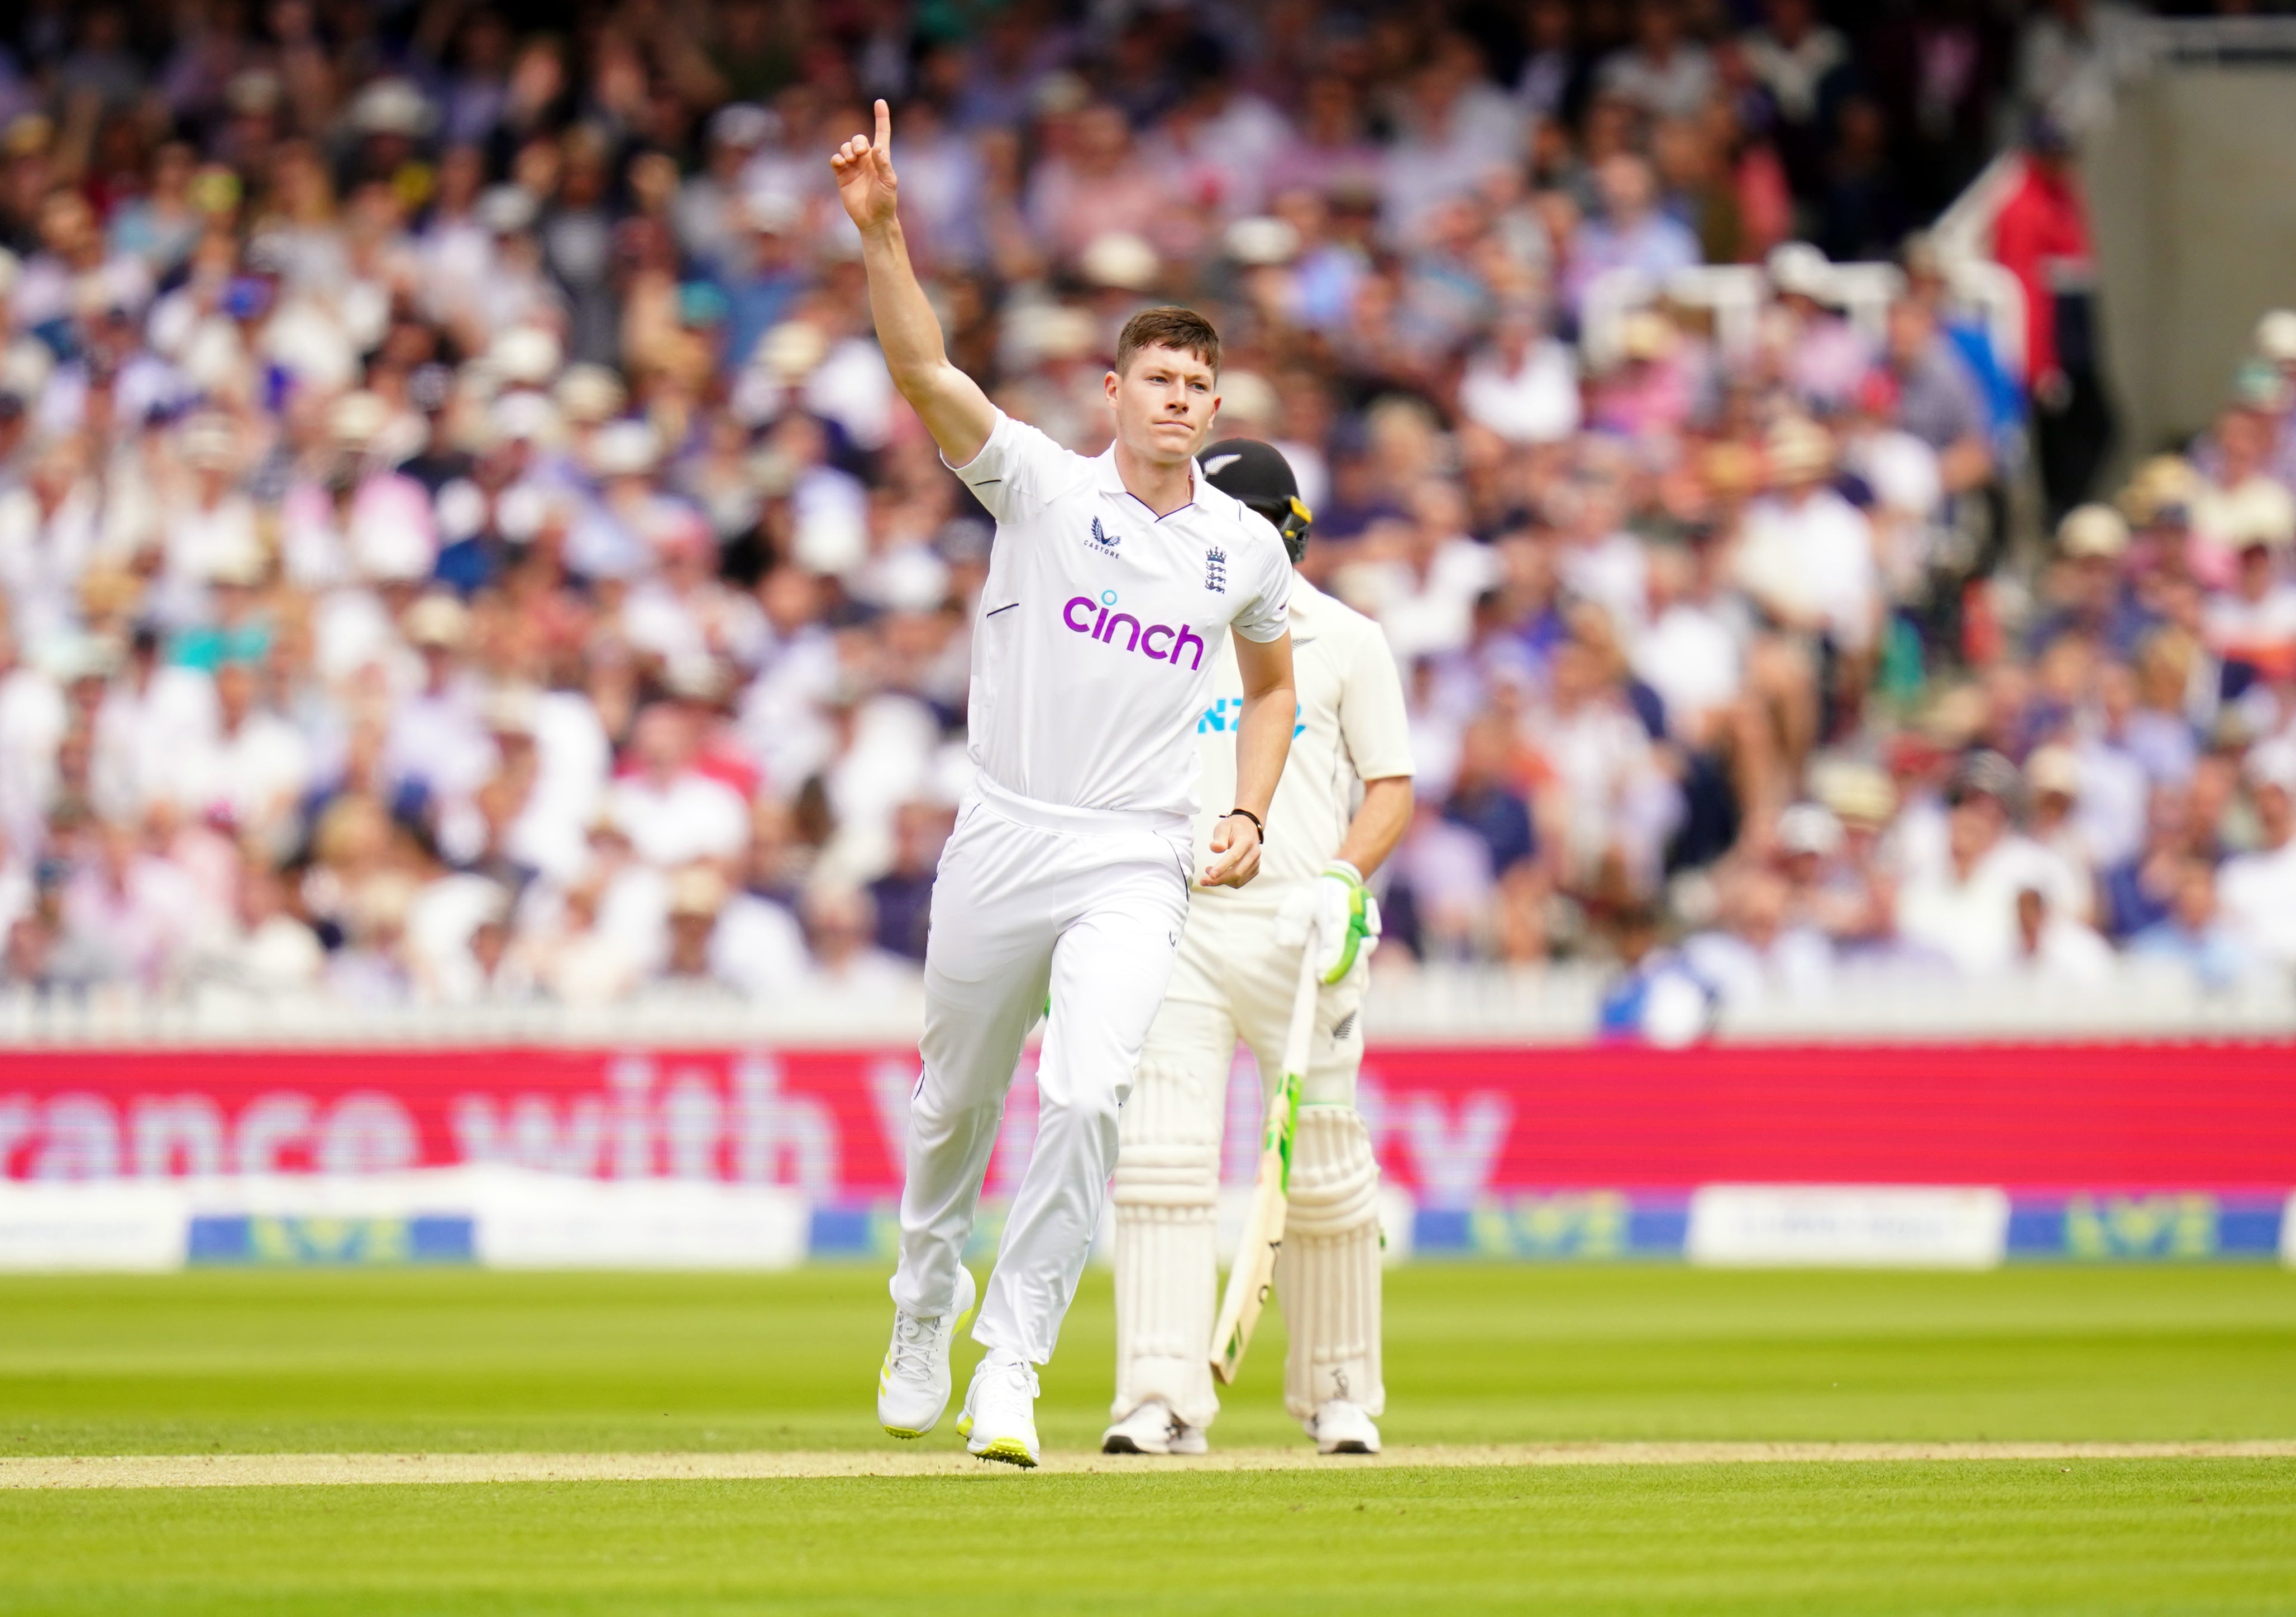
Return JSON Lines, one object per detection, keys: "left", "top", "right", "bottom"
{"left": 1209, "top": 943, "right": 1321, "bottom": 1385}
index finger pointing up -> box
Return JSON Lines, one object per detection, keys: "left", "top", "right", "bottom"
{"left": 874, "top": 98, "right": 891, "bottom": 158}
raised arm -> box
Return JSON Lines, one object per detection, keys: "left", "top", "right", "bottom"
{"left": 830, "top": 99, "right": 996, "bottom": 465}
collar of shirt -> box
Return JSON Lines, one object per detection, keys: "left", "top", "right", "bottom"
{"left": 1285, "top": 571, "right": 1324, "bottom": 630}
{"left": 1091, "top": 441, "right": 1202, "bottom": 518}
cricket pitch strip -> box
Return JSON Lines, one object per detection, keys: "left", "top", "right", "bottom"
{"left": 8, "top": 1441, "right": 2294, "bottom": 1489}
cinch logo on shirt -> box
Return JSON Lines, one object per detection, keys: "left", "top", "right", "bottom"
{"left": 1086, "top": 517, "right": 1123, "bottom": 557}
{"left": 1063, "top": 591, "right": 1205, "bottom": 671}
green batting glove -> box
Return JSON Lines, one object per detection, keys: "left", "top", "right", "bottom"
{"left": 1311, "top": 860, "right": 1379, "bottom": 985}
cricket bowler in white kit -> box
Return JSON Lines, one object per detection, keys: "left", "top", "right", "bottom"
{"left": 833, "top": 103, "right": 1300, "bottom": 1468}
{"left": 1102, "top": 439, "right": 1416, "bottom": 1458}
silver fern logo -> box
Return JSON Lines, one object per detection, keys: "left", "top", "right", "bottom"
{"left": 1087, "top": 516, "right": 1123, "bottom": 556}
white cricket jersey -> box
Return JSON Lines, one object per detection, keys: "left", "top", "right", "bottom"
{"left": 1188, "top": 575, "right": 1415, "bottom": 894}
{"left": 949, "top": 411, "right": 1292, "bottom": 825}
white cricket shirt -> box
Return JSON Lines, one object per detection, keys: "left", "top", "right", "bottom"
{"left": 1188, "top": 575, "right": 1415, "bottom": 894}
{"left": 949, "top": 411, "right": 1292, "bottom": 824}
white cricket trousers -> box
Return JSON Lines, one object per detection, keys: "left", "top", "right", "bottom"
{"left": 892, "top": 780, "right": 1192, "bottom": 1365}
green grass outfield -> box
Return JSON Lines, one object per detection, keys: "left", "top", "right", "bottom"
{"left": 4, "top": 1265, "right": 2295, "bottom": 1613}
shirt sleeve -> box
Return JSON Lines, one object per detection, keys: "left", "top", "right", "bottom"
{"left": 1229, "top": 519, "right": 1293, "bottom": 643}
{"left": 1338, "top": 617, "right": 1417, "bottom": 781}
{"left": 941, "top": 409, "right": 1070, "bottom": 523}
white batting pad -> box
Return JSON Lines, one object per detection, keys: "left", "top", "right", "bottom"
{"left": 1110, "top": 1048, "right": 1224, "bottom": 1426}
{"left": 1279, "top": 1105, "right": 1384, "bottom": 1420}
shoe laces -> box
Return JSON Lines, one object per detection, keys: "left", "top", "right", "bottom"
{"left": 886, "top": 1310, "right": 941, "bottom": 1382}
{"left": 982, "top": 1355, "right": 1038, "bottom": 1405}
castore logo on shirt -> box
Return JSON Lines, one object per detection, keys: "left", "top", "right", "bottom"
{"left": 1062, "top": 590, "right": 1206, "bottom": 671}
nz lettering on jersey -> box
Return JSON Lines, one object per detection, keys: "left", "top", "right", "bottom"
{"left": 1062, "top": 590, "right": 1205, "bottom": 671}
{"left": 1197, "top": 696, "right": 1306, "bottom": 737}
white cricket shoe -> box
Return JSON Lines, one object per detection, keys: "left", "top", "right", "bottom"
{"left": 1304, "top": 1399, "right": 1381, "bottom": 1455}
{"left": 877, "top": 1266, "right": 977, "bottom": 1439}
{"left": 956, "top": 1348, "right": 1040, "bottom": 1468}
{"left": 1100, "top": 1399, "right": 1209, "bottom": 1456}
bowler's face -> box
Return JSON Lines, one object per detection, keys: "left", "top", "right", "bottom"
{"left": 1107, "top": 345, "right": 1220, "bottom": 466}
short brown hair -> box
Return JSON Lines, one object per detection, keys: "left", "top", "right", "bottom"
{"left": 1115, "top": 306, "right": 1221, "bottom": 376}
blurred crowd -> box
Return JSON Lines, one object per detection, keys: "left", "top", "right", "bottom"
{"left": 0, "top": 0, "right": 2290, "bottom": 1020}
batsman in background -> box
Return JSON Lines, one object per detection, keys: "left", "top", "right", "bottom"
{"left": 833, "top": 104, "right": 1299, "bottom": 1468}
{"left": 1104, "top": 441, "right": 1414, "bottom": 1457}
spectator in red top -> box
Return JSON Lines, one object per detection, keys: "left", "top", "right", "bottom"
{"left": 1993, "top": 114, "right": 2116, "bottom": 526}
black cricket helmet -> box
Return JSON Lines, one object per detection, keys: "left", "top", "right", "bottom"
{"left": 1198, "top": 437, "right": 1312, "bottom": 562}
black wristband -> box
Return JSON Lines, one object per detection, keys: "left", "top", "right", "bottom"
{"left": 1225, "top": 808, "right": 1264, "bottom": 842}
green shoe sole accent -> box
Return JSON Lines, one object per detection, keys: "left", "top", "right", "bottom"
{"left": 971, "top": 1438, "right": 1037, "bottom": 1468}
{"left": 882, "top": 1426, "right": 924, "bottom": 1440}
{"left": 954, "top": 1413, "right": 973, "bottom": 1439}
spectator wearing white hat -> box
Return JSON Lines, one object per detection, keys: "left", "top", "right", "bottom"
{"left": 2033, "top": 503, "right": 2136, "bottom": 654}
{"left": 1786, "top": 779, "right": 1898, "bottom": 952}
{"left": 2252, "top": 309, "right": 2296, "bottom": 486}
{"left": 1765, "top": 242, "right": 1875, "bottom": 412}
{"left": 644, "top": 864, "right": 748, "bottom": 1002}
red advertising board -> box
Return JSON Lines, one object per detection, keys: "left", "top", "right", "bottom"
{"left": 2, "top": 1042, "right": 2292, "bottom": 1201}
